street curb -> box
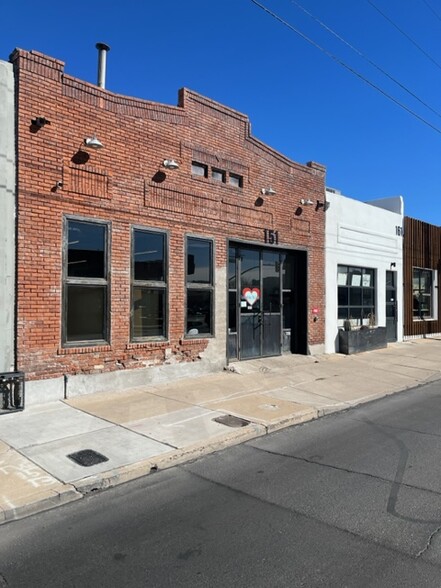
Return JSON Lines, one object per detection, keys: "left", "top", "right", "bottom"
{"left": 73, "top": 423, "right": 267, "bottom": 495}
{"left": 73, "top": 409, "right": 320, "bottom": 495}
{"left": 4, "top": 375, "right": 441, "bottom": 524}
{"left": 1, "top": 486, "right": 82, "bottom": 524}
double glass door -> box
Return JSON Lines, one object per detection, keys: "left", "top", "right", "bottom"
{"left": 228, "top": 245, "right": 295, "bottom": 360}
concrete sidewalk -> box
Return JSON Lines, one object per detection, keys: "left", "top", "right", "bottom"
{"left": 1, "top": 338, "right": 441, "bottom": 524}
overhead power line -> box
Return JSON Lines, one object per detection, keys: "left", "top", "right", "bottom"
{"left": 249, "top": 0, "right": 441, "bottom": 136}
{"left": 421, "top": 0, "right": 441, "bottom": 23}
{"left": 367, "top": 0, "right": 441, "bottom": 71}
{"left": 289, "top": 0, "right": 441, "bottom": 121}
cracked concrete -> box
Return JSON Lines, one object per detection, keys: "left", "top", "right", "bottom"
{"left": 1, "top": 338, "right": 441, "bottom": 524}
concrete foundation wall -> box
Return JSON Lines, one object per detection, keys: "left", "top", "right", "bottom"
{"left": 0, "top": 60, "right": 15, "bottom": 373}
{"left": 25, "top": 358, "right": 227, "bottom": 404}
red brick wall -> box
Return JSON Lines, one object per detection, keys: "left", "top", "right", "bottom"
{"left": 11, "top": 49, "right": 326, "bottom": 381}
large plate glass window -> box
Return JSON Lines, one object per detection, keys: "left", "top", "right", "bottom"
{"left": 64, "top": 218, "right": 109, "bottom": 345}
{"left": 186, "top": 237, "right": 214, "bottom": 336}
{"left": 131, "top": 229, "right": 167, "bottom": 340}
{"left": 337, "top": 265, "right": 376, "bottom": 328}
{"left": 413, "top": 268, "right": 434, "bottom": 319}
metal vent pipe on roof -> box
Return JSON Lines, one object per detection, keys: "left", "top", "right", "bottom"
{"left": 96, "top": 42, "right": 110, "bottom": 89}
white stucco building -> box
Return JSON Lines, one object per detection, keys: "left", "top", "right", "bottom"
{"left": 325, "top": 189, "right": 404, "bottom": 354}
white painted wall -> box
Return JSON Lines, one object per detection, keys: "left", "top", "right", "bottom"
{"left": 325, "top": 190, "right": 404, "bottom": 354}
{"left": 0, "top": 60, "right": 15, "bottom": 372}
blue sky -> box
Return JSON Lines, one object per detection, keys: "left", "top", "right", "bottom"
{"left": 2, "top": 0, "right": 441, "bottom": 224}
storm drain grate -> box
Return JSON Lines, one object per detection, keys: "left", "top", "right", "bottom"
{"left": 67, "top": 449, "right": 109, "bottom": 467}
{"left": 213, "top": 414, "right": 250, "bottom": 428}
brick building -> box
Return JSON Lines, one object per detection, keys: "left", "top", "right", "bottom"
{"left": 10, "top": 48, "right": 327, "bottom": 403}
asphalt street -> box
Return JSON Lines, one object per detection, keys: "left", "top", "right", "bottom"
{"left": 2, "top": 381, "right": 441, "bottom": 587}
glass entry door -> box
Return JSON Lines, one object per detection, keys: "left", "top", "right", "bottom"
{"left": 385, "top": 270, "right": 397, "bottom": 342}
{"left": 228, "top": 245, "right": 292, "bottom": 360}
{"left": 239, "top": 248, "right": 262, "bottom": 359}
{"left": 262, "top": 251, "right": 282, "bottom": 356}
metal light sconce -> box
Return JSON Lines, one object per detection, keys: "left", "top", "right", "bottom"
{"left": 315, "top": 199, "right": 330, "bottom": 211}
{"left": 31, "top": 116, "right": 50, "bottom": 128}
{"left": 300, "top": 198, "right": 314, "bottom": 206}
{"left": 163, "top": 159, "right": 179, "bottom": 170}
{"left": 84, "top": 136, "right": 104, "bottom": 149}
{"left": 261, "top": 187, "right": 276, "bottom": 196}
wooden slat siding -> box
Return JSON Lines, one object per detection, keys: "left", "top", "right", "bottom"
{"left": 403, "top": 217, "right": 441, "bottom": 337}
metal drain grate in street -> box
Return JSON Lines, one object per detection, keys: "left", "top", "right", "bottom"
{"left": 213, "top": 414, "right": 250, "bottom": 428}
{"left": 67, "top": 449, "right": 109, "bottom": 467}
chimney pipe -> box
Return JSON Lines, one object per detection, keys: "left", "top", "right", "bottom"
{"left": 96, "top": 42, "right": 110, "bottom": 89}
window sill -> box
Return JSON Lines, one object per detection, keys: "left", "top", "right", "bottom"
{"left": 181, "top": 336, "right": 212, "bottom": 344}
{"left": 413, "top": 318, "right": 437, "bottom": 322}
{"left": 126, "top": 340, "right": 168, "bottom": 350}
{"left": 58, "top": 345, "right": 112, "bottom": 355}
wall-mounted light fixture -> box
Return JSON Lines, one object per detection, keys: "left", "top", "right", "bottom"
{"left": 163, "top": 159, "right": 179, "bottom": 170}
{"left": 261, "top": 187, "right": 276, "bottom": 196}
{"left": 390, "top": 262, "right": 396, "bottom": 269}
{"left": 84, "top": 136, "right": 104, "bottom": 149}
{"left": 300, "top": 198, "right": 314, "bottom": 206}
{"left": 51, "top": 180, "right": 63, "bottom": 193}
{"left": 31, "top": 116, "right": 50, "bottom": 128}
{"left": 315, "top": 199, "right": 330, "bottom": 211}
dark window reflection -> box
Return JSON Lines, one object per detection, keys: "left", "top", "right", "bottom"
{"left": 132, "top": 287, "right": 165, "bottom": 338}
{"left": 338, "top": 307, "right": 349, "bottom": 320}
{"left": 350, "top": 288, "right": 362, "bottom": 306}
{"left": 67, "top": 285, "right": 106, "bottom": 341}
{"left": 363, "top": 289, "right": 374, "bottom": 306}
{"left": 229, "top": 291, "right": 237, "bottom": 332}
{"left": 68, "top": 221, "right": 105, "bottom": 278}
{"left": 187, "top": 238, "right": 212, "bottom": 284}
{"left": 351, "top": 307, "right": 362, "bottom": 321}
{"left": 228, "top": 247, "right": 237, "bottom": 290}
{"left": 338, "top": 287, "right": 348, "bottom": 306}
{"left": 263, "top": 252, "right": 280, "bottom": 313}
{"left": 187, "top": 290, "right": 212, "bottom": 334}
{"left": 240, "top": 249, "right": 259, "bottom": 289}
{"left": 281, "top": 253, "right": 294, "bottom": 290}
{"left": 134, "top": 231, "right": 165, "bottom": 282}
{"left": 283, "top": 291, "right": 292, "bottom": 329}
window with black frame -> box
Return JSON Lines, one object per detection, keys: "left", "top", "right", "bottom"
{"left": 64, "top": 218, "right": 109, "bottom": 344}
{"left": 186, "top": 237, "right": 214, "bottom": 336}
{"left": 413, "top": 267, "right": 434, "bottom": 319}
{"left": 337, "top": 265, "right": 376, "bottom": 328}
{"left": 131, "top": 229, "right": 167, "bottom": 340}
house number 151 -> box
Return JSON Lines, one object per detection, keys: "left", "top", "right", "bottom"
{"left": 264, "top": 229, "right": 279, "bottom": 245}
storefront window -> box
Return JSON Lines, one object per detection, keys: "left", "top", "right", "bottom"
{"left": 64, "top": 218, "right": 109, "bottom": 344}
{"left": 186, "top": 237, "right": 214, "bottom": 336}
{"left": 413, "top": 268, "right": 434, "bottom": 319}
{"left": 337, "top": 265, "right": 376, "bottom": 328}
{"left": 131, "top": 229, "right": 167, "bottom": 340}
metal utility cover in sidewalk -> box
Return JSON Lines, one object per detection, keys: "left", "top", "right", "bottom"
{"left": 67, "top": 449, "right": 109, "bottom": 467}
{"left": 213, "top": 414, "right": 250, "bottom": 428}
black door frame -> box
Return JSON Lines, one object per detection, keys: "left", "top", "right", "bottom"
{"left": 385, "top": 270, "right": 398, "bottom": 342}
{"left": 227, "top": 242, "right": 308, "bottom": 361}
